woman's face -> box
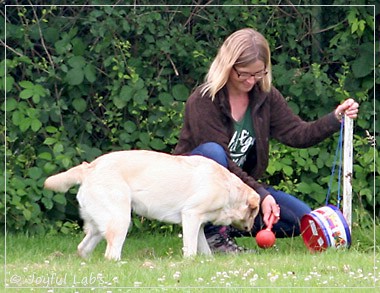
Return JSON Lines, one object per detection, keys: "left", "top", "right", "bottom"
{"left": 227, "top": 60, "right": 266, "bottom": 94}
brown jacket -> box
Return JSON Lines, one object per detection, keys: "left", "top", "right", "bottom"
{"left": 173, "top": 85, "right": 341, "bottom": 199}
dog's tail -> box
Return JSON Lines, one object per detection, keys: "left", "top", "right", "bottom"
{"left": 44, "top": 161, "right": 93, "bottom": 193}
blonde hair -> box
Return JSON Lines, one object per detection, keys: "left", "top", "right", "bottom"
{"left": 201, "top": 28, "right": 272, "bottom": 100}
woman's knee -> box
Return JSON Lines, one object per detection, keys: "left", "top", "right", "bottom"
{"left": 267, "top": 187, "right": 311, "bottom": 217}
{"left": 190, "top": 142, "right": 228, "bottom": 168}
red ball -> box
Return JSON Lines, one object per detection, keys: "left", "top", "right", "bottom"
{"left": 256, "top": 230, "right": 276, "bottom": 248}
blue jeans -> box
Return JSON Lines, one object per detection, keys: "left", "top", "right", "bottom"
{"left": 191, "top": 142, "right": 312, "bottom": 238}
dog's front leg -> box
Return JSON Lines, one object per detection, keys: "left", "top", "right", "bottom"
{"left": 181, "top": 212, "right": 202, "bottom": 257}
{"left": 197, "top": 225, "right": 212, "bottom": 255}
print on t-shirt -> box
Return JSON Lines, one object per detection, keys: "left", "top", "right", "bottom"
{"left": 228, "top": 108, "right": 255, "bottom": 167}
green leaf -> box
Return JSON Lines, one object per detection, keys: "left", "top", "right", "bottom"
{"left": 283, "top": 165, "right": 293, "bottom": 176}
{"left": 158, "top": 92, "right": 174, "bottom": 106}
{"left": 289, "top": 84, "right": 303, "bottom": 96}
{"left": 38, "top": 152, "right": 52, "bottom": 160}
{"left": 150, "top": 138, "right": 166, "bottom": 150}
{"left": 19, "top": 117, "right": 31, "bottom": 132}
{"left": 43, "top": 162, "right": 57, "bottom": 174}
{"left": 53, "top": 142, "right": 64, "bottom": 154}
{"left": 310, "top": 164, "right": 318, "bottom": 173}
{"left": 44, "top": 137, "right": 57, "bottom": 145}
{"left": 113, "top": 97, "right": 126, "bottom": 109}
{"left": 352, "top": 55, "right": 373, "bottom": 78}
{"left": 5, "top": 98, "right": 17, "bottom": 111}
{"left": 297, "top": 182, "right": 312, "bottom": 193}
{"left": 31, "top": 118, "right": 42, "bottom": 132}
{"left": 26, "top": 107, "right": 38, "bottom": 118}
{"left": 23, "top": 209, "right": 32, "bottom": 221}
{"left": 308, "top": 148, "right": 320, "bottom": 156}
{"left": 288, "top": 101, "right": 300, "bottom": 115}
{"left": 266, "top": 164, "right": 276, "bottom": 175}
{"left": 351, "top": 21, "right": 358, "bottom": 34}
{"left": 41, "top": 197, "right": 53, "bottom": 210}
{"left": 11, "top": 177, "right": 27, "bottom": 190}
{"left": 34, "top": 84, "right": 47, "bottom": 97}
{"left": 295, "top": 157, "right": 306, "bottom": 166}
{"left": 19, "top": 80, "right": 34, "bottom": 89}
{"left": 133, "top": 77, "right": 146, "bottom": 90}
{"left": 115, "top": 85, "right": 134, "bottom": 108}
{"left": 134, "top": 88, "right": 148, "bottom": 104}
{"left": 32, "top": 94, "right": 40, "bottom": 104}
{"left": 352, "top": 42, "right": 373, "bottom": 78}
{"left": 84, "top": 64, "right": 96, "bottom": 83}
{"left": 53, "top": 193, "right": 67, "bottom": 205}
{"left": 0, "top": 61, "right": 4, "bottom": 77}
{"left": 316, "top": 158, "right": 324, "bottom": 168}
{"left": 124, "top": 121, "right": 137, "bottom": 133}
{"left": 299, "top": 149, "right": 309, "bottom": 159}
{"left": 44, "top": 27, "right": 59, "bottom": 43}
{"left": 172, "top": 84, "right": 189, "bottom": 101}
{"left": 45, "top": 126, "right": 58, "bottom": 133}
{"left": 281, "top": 157, "right": 292, "bottom": 165}
{"left": 72, "top": 98, "right": 87, "bottom": 113}
{"left": 68, "top": 56, "right": 86, "bottom": 68}
{"left": 12, "top": 111, "right": 23, "bottom": 126}
{"left": 28, "top": 167, "right": 43, "bottom": 180}
{"left": 66, "top": 68, "right": 84, "bottom": 85}
{"left": 62, "top": 157, "right": 71, "bottom": 168}
{"left": 139, "top": 132, "right": 150, "bottom": 145}
{"left": 20, "top": 89, "right": 34, "bottom": 99}
{"left": 72, "top": 37, "right": 86, "bottom": 56}
{"left": 5, "top": 75, "right": 15, "bottom": 92}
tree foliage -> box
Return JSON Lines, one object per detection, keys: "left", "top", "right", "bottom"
{"left": 1, "top": 1, "right": 378, "bottom": 234}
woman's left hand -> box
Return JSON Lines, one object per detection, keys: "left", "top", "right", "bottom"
{"left": 335, "top": 98, "right": 359, "bottom": 120}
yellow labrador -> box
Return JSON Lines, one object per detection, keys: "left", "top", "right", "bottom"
{"left": 44, "top": 150, "right": 260, "bottom": 260}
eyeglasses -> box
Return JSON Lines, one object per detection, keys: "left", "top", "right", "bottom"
{"left": 233, "top": 66, "right": 268, "bottom": 80}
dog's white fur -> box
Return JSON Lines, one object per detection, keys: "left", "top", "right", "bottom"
{"left": 44, "top": 150, "right": 260, "bottom": 260}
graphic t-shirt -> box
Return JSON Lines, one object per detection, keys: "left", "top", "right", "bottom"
{"left": 228, "top": 107, "right": 255, "bottom": 167}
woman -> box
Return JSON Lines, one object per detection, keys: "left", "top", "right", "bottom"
{"left": 173, "top": 28, "right": 359, "bottom": 253}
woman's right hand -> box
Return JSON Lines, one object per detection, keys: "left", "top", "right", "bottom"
{"left": 261, "top": 194, "right": 280, "bottom": 227}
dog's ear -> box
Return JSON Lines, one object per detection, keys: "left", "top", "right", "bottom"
{"left": 247, "top": 191, "right": 260, "bottom": 209}
{"left": 246, "top": 192, "right": 260, "bottom": 221}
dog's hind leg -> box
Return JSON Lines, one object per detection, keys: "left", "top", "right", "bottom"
{"left": 104, "top": 219, "right": 129, "bottom": 261}
{"left": 77, "top": 220, "right": 102, "bottom": 258}
{"left": 197, "top": 225, "right": 212, "bottom": 255}
{"left": 103, "top": 197, "right": 131, "bottom": 262}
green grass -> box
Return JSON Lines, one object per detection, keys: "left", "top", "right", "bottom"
{"left": 3, "top": 227, "right": 379, "bottom": 292}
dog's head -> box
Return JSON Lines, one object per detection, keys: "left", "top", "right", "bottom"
{"left": 231, "top": 189, "right": 260, "bottom": 232}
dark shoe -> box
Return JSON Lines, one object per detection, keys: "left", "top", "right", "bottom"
{"left": 206, "top": 226, "right": 250, "bottom": 253}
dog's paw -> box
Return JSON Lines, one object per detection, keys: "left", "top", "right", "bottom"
{"left": 77, "top": 249, "right": 89, "bottom": 259}
{"left": 104, "top": 253, "right": 121, "bottom": 261}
